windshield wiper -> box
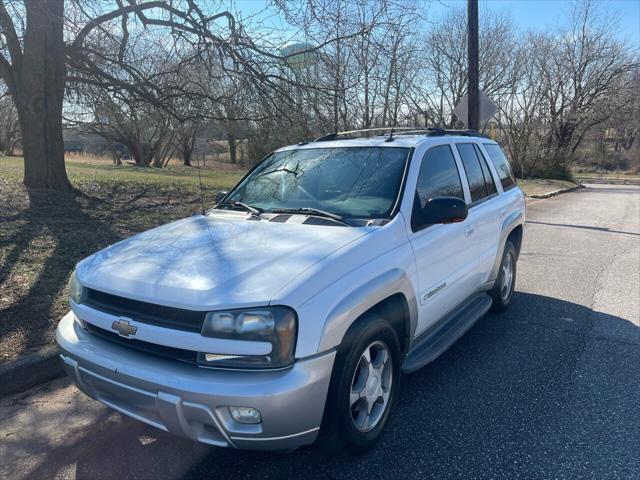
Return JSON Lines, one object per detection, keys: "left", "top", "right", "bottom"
{"left": 271, "top": 208, "right": 350, "bottom": 226}
{"left": 217, "top": 202, "right": 264, "bottom": 220}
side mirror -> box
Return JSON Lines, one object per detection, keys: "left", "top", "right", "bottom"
{"left": 418, "top": 197, "right": 468, "bottom": 227}
{"left": 215, "top": 191, "right": 228, "bottom": 204}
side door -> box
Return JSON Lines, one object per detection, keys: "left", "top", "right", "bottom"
{"left": 453, "top": 142, "right": 502, "bottom": 291}
{"left": 407, "top": 144, "right": 473, "bottom": 334}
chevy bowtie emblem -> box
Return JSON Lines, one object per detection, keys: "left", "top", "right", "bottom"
{"left": 112, "top": 318, "right": 137, "bottom": 338}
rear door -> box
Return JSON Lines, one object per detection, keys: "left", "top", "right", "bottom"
{"left": 453, "top": 142, "right": 502, "bottom": 290}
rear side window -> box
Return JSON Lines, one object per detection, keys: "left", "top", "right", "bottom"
{"left": 483, "top": 144, "right": 516, "bottom": 190}
{"left": 474, "top": 144, "right": 497, "bottom": 196}
{"left": 414, "top": 145, "right": 464, "bottom": 207}
{"left": 455, "top": 143, "right": 496, "bottom": 203}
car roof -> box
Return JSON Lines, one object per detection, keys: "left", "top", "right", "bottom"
{"left": 276, "top": 132, "right": 498, "bottom": 152}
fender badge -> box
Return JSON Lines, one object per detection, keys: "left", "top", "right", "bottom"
{"left": 424, "top": 282, "right": 447, "bottom": 302}
{"left": 112, "top": 318, "right": 137, "bottom": 338}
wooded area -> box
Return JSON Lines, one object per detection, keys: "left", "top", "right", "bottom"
{"left": 0, "top": 0, "right": 638, "bottom": 190}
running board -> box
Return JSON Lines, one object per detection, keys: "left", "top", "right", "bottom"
{"left": 402, "top": 293, "right": 492, "bottom": 373}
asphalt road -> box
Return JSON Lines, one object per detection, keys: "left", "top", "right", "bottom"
{"left": 1, "top": 184, "right": 639, "bottom": 480}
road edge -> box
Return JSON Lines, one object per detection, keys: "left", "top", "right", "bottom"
{"left": 0, "top": 345, "right": 64, "bottom": 397}
{"left": 527, "top": 184, "right": 585, "bottom": 199}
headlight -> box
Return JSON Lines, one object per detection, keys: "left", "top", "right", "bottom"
{"left": 199, "top": 306, "right": 297, "bottom": 369}
{"left": 68, "top": 270, "right": 85, "bottom": 304}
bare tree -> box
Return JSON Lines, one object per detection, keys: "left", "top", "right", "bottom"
{"left": 536, "top": 0, "right": 638, "bottom": 175}
{"left": 71, "top": 88, "right": 177, "bottom": 167}
{"left": 0, "top": 90, "right": 20, "bottom": 155}
{"left": 0, "top": 0, "right": 362, "bottom": 189}
{"left": 174, "top": 122, "right": 198, "bottom": 166}
{"left": 407, "top": 8, "right": 519, "bottom": 128}
{"left": 607, "top": 68, "right": 640, "bottom": 153}
{"left": 492, "top": 33, "right": 549, "bottom": 177}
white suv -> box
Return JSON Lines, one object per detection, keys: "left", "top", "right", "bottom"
{"left": 57, "top": 128, "right": 525, "bottom": 452}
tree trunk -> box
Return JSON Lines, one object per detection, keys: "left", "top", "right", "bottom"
{"left": 126, "top": 141, "right": 145, "bottom": 166}
{"left": 16, "top": 0, "right": 70, "bottom": 190}
{"left": 227, "top": 133, "right": 237, "bottom": 164}
{"left": 181, "top": 130, "right": 196, "bottom": 166}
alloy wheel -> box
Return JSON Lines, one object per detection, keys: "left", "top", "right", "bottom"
{"left": 500, "top": 252, "right": 514, "bottom": 300}
{"left": 349, "top": 341, "right": 393, "bottom": 432}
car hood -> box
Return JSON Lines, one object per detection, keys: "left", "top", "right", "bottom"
{"left": 76, "top": 212, "right": 372, "bottom": 309}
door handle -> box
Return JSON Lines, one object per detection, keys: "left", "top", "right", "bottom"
{"left": 465, "top": 225, "right": 475, "bottom": 237}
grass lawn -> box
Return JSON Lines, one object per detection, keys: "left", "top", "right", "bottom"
{"left": 0, "top": 156, "right": 246, "bottom": 363}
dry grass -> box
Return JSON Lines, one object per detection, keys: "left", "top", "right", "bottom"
{"left": 573, "top": 171, "right": 640, "bottom": 180}
{"left": 517, "top": 178, "right": 578, "bottom": 196}
{"left": 0, "top": 156, "right": 246, "bottom": 363}
{"left": 64, "top": 152, "right": 245, "bottom": 169}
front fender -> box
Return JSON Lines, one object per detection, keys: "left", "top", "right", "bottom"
{"left": 317, "top": 268, "right": 418, "bottom": 352}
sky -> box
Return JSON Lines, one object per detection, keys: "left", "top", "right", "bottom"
{"left": 233, "top": 0, "right": 640, "bottom": 44}
{"left": 475, "top": 0, "right": 639, "bottom": 42}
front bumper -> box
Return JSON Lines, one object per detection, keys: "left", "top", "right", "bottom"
{"left": 56, "top": 311, "right": 335, "bottom": 450}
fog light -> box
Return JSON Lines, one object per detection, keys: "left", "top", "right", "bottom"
{"left": 229, "top": 406, "right": 261, "bottom": 424}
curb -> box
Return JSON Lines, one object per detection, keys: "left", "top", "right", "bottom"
{"left": 0, "top": 345, "right": 64, "bottom": 397}
{"left": 527, "top": 184, "right": 585, "bottom": 199}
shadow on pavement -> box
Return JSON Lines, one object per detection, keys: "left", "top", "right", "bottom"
{"left": 7, "top": 292, "right": 639, "bottom": 480}
{"left": 526, "top": 220, "right": 640, "bottom": 237}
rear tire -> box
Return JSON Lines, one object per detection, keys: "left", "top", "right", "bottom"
{"left": 319, "top": 314, "right": 401, "bottom": 454}
{"left": 489, "top": 240, "right": 517, "bottom": 312}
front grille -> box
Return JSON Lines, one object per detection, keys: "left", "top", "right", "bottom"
{"left": 83, "top": 322, "right": 198, "bottom": 365}
{"left": 85, "top": 289, "right": 205, "bottom": 333}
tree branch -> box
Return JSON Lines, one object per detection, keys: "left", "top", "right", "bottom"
{"left": 0, "top": 51, "right": 15, "bottom": 94}
{"left": 0, "top": 0, "right": 22, "bottom": 68}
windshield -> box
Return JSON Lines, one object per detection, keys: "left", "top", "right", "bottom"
{"left": 223, "top": 147, "right": 410, "bottom": 220}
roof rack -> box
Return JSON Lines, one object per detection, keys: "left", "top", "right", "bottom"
{"left": 314, "top": 127, "right": 415, "bottom": 142}
{"left": 314, "top": 127, "right": 487, "bottom": 142}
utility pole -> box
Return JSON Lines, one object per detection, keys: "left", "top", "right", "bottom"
{"left": 467, "top": 0, "right": 480, "bottom": 131}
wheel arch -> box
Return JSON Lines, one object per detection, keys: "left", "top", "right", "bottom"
{"left": 507, "top": 224, "right": 523, "bottom": 258}
{"left": 317, "top": 269, "right": 417, "bottom": 355}
{"left": 489, "top": 210, "right": 524, "bottom": 283}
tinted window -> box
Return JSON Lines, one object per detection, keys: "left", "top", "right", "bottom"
{"left": 483, "top": 144, "right": 516, "bottom": 190}
{"left": 474, "top": 144, "right": 497, "bottom": 196}
{"left": 456, "top": 143, "right": 491, "bottom": 203}
{"left": 412, "top": 145, "right": 464, "bottom": 230}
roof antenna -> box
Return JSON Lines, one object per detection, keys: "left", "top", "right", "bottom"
{"left": 195, "top": 147, "right": 206, "bottom": 216}
{"left": 385, "top": 127, "right": 395, "bottom": 142}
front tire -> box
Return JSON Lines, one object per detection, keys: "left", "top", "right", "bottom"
{"left": 320, "top": 314, "right": 401, "bottom": 454}
{"left": 489, "top": 240, "right": 517, "bottom": 312}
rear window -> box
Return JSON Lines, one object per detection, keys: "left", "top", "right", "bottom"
{"left": 483, "top": 144, "right": 516, "bottom": 190}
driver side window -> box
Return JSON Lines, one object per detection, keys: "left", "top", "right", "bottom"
{"left": 411, "top": 145, "right": 464, "bottom": 232}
